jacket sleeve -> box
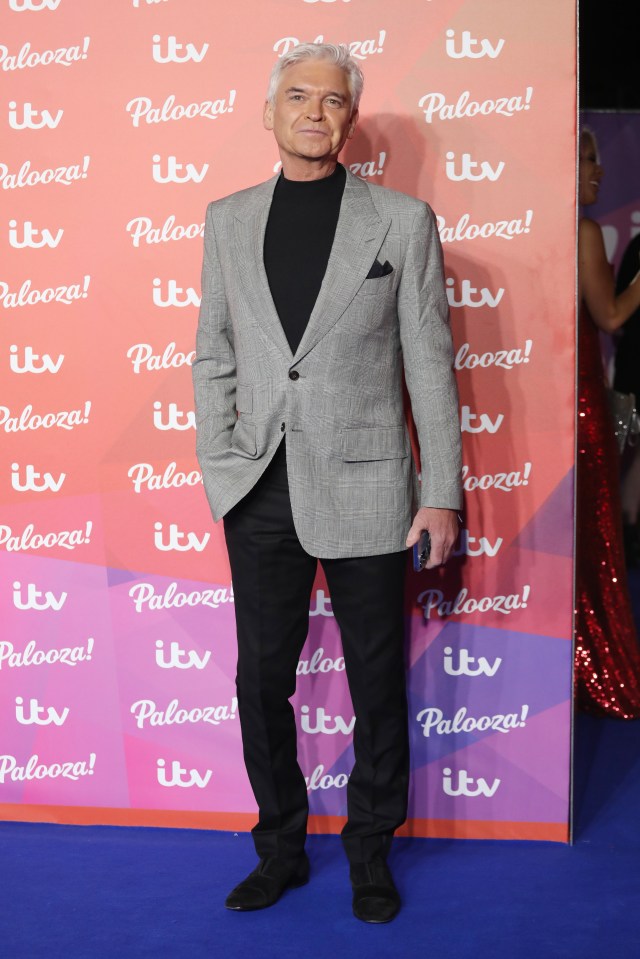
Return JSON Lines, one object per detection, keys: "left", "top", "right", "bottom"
{"left": 192, "top": 202, "right": 237, "bottom": 467}
{"left": 396, "top": 202, "right": 462, "bottom": 510}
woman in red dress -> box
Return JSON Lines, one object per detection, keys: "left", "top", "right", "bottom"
{"left": 576, "top": 128, "right": 640, "bottom": 718}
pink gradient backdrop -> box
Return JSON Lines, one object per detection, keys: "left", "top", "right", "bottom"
{"left": 0, "top": 0, "right": 576, "bottom": 841}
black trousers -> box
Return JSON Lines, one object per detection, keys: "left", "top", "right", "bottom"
{"left": 223, "top": 441, "right": 409, "bottom": 864}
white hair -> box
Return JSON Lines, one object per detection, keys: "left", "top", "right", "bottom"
{"left": 266, "top": 42, "right": 364, "bottom": 114}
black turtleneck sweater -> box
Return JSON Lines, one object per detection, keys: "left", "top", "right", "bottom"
{"left": 263, "top": 163, "right": 346, "bottom": 355}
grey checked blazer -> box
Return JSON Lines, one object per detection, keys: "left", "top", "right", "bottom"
{"left": 193, "top": 169, "right": 462, "bottom": 558}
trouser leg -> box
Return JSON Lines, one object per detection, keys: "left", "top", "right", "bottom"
{"left": 321, "top": 550, "right": 409, "bottom": 863}
{"left": 223, "top": 444, "right": 317, "bottom": 859}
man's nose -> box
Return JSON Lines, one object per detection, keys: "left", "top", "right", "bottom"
{"left": 306, "top": 99, "right": 324, "bottom": 120}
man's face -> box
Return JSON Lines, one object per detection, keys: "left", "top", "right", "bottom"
{"left": 263, "top": 58, "right": 358, "bottom": 168}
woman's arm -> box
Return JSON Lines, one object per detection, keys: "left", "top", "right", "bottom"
{"left": 579, "top": 217, "right": 640, "bottom": 332}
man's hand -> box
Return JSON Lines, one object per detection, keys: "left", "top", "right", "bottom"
{"left": 406, "top": 507, "right": 459, "bottom": 568}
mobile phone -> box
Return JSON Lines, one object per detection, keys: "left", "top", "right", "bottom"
{"left": 412, "top": 530, "right": 431, "bottom": 572}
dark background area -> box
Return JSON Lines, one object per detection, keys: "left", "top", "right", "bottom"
{"left": 580, "top": 2, "right": 640, "bottom": 109}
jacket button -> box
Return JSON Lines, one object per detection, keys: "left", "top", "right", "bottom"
{"left": 289, "top": 370, "right": 300, "bottom": 381}
{"left": 280, "top": 422, "right": 285, "bottom": 432}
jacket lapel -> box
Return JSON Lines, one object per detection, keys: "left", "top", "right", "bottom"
{"left": 233, "top": 175, "right": 293, "bottom": 361}
{"left": 293, "top": 171, "right": 391, "bottom": 362}
{"left": 232, "top": 169, "right": 390, "bottom": 364}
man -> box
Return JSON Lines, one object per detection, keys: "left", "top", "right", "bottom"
{"left": 193, "top": 42, "right": 461, "bottom": 923}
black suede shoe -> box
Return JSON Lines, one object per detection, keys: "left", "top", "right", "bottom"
{"left": 350, "top": 859, "right": 401, "bottom": 923}
{"left": 225, "top": 854, "right": 310, "bottom": 911}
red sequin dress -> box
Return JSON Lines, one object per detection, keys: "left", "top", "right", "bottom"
{"left": 575, "top": 305, "right": 640, "bottom": 718}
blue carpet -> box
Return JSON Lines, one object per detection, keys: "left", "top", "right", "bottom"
{"left": 0, "top": 712, "right": 639, "bottom": 959}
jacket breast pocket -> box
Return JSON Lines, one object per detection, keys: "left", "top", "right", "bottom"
{"left": 341, "top": 426, "right": 408, "bottom": 462}
{"left": 357, "top": 272, "right": 396, "bottom": 297}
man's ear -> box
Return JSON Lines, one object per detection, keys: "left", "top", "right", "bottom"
{"left": 263, "top": 100, "right": 274, "bottom": 131}
{"left": 347, "top": 109, "right": 359, "bottom": 139}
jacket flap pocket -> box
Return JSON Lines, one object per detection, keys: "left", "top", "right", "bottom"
{"left": 235, "top": 384, "right": 253, "bottom": 414}
{"left": 341, "top": 426, "right": 407, "bottom": 462}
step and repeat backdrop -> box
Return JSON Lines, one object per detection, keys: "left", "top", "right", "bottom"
{"left": 1, "top": 0, "right": 576, "bottom": 841}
